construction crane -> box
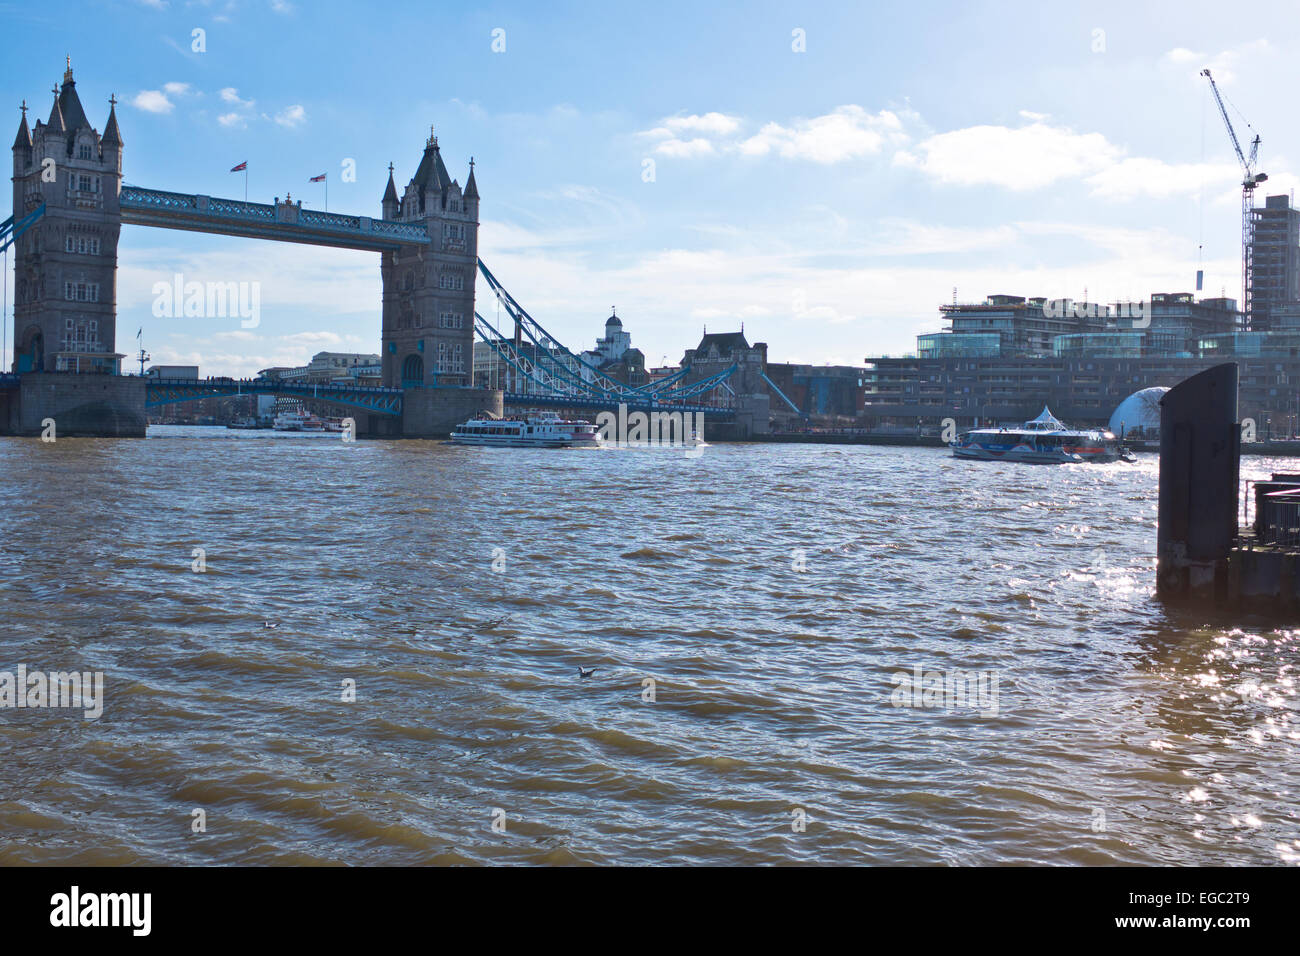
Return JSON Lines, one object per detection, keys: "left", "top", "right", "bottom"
{"left": 1202, "top": 68, "right": 1267, "bottom": 329}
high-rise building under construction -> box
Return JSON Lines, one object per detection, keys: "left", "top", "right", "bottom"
{"left": 1249, "top": 194, "right": 1300, "bottom": 331}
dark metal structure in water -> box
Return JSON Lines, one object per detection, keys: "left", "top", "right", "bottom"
{"left": 1158, "top": 361, "right": 1300, "bottom": 613}
{"left": 1156, "top": 364, "right": 1240, "bottom": 602}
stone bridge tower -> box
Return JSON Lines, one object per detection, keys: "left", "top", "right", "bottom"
{"left": 379, "top": 129, "right": 479, "bottom": 389}
{"left": 10, "top": 62, "right": 123, "bottom": 374}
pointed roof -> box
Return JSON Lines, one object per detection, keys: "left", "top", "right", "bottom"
{"left": 57, "top": 74, "right": 89, "bottom": 132}
{"left": 101, "top": 97, "right": 122, "bottom": 147}
{"left": 382, "top": 163, "right": 399, "bottom": 204}
{"left": 694, "top": 330, "right": 751, "bottom": 358}
{"left": 464, "top": 157, "right": 478, "bottom": 200}
{"left": 45, "top": 90, "right": 65, "bottom": 135}
{"left": 13, "top": 105, "right": 31, "bottom": 150}
{"left": 411, "top": 127, "right": 452, "bottom": 194}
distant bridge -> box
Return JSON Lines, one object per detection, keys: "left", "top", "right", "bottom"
{"left": 144, "top": 377, "right": 404, "bottom": 415}
{"left": 474, "top": 259, "right": 739, "bottom": 420}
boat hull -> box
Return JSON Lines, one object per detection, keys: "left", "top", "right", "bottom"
{"left": 951, "top": 442, "right": 1120, "bottom": 464}
{"left": 449, "top": 434, "right": 573, "bottom": 448}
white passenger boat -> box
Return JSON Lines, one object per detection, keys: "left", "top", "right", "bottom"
{"left": 449, "top": 415, "right": 602, "bottom": 448}
{"left": 272, "top": 409, "right": 325, "bottom": 432}
{"left": 950, "top": 407, "right": 1134, "bottom": 464}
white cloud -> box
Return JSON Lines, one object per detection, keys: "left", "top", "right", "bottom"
{"left": 131, "top": 90, "right": 174, "bottom": 114}
{"left": 219, "top": 87, "right": 254, "bottom": 109}
{"left": 901, "top": 120, "right": 1120, "bottom": 190}
{"left": 638, "top": 106, "right": 911, "bottom": 164}
{"left": 738, "top": 106, "right": 907, "bottom": 163}
{"left": 217, "top": 113, "right": 245, "bottom": 128}
{"left": 661, "top": 112, "right": 741, "bottom": 136}
{"left": 274, "top": 104, "right": 306, "bottom": 128}
{"left": 1085, "top": 157, "right": 1240, "bottom": 201}
{"left": 163, "top": 82, "right": 191, "bottom": 96}
{"left": 655, "top": 137, "right": 715, "bottom": 158}
{"left": 1161, "top": 39, "right": 1272, "bottom": 86}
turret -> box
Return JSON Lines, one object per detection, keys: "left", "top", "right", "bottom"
{"left": 12, "top": 101, "right": 32, "bottom": 170}
{"left": 464, "top": 157, "right": 479, "bottom": 205}
{"left": 100, "top": 95, "right": 122, "bottom": 170}
{"left": 381, "top": 162, "right": 399, "bottom": 219}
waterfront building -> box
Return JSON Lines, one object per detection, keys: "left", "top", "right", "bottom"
{"left": 305, "top": 351, "right": 382, "bottom": 383}
{"left": 865, "top": 290, "right": 1270, "bottom": 431}
{"left": 763, "top": 363, "right": 866, "bottom": 419}
{"left": 923, "top": 294, "right": 1110, "bottom": 358}
{"left": 146, "top": 364, "right": 198, "bottom": 380}
{"left": 579, "top": 310, "right": 647, "bottom": 388}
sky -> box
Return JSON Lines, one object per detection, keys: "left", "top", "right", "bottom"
{"left": 3, "top": 0, "right": 1299, "bottom": 376}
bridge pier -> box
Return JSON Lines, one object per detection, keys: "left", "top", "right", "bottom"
{"left": 401, "top": 386, "right": 500, "bottom": 438}
{"left": 3, "top": 372, "right": 146, "bottom": 437}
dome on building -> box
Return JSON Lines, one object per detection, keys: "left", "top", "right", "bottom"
{"left": 605, "top": 312, "right": 622, "bottom": 328}
{"left": 1108, "top": 387, "right": 1168, "bottom": 437}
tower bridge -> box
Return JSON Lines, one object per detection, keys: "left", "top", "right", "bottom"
{"left": 2, "top": 64, "right": 759, "bottom": 438}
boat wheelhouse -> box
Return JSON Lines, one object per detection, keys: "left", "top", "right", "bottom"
{"left": 950, "top": 407, "right": 1134, "bottom": 464}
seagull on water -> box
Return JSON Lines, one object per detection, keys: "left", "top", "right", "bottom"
{"left": 578, "top": 666, "right": 596, "bottom": 678}
{"left": 262, "top": 622, "right": 278, "bottom": 629}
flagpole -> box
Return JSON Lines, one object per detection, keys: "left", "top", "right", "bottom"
{"left": 245, "top": 165, "right": 248, "bottom": 203}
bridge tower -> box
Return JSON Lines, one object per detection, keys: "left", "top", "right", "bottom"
{"left": 10, "top": 62, "right": 123, "bottom": 374}
{"left": 379, "top": 129, "right": 479, "bottom": 389}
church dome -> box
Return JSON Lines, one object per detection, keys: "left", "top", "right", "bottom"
{"left": 605, "top": 312, "right": 621, "bottom": 328}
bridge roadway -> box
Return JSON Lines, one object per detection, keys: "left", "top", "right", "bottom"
{"left": 118, "top": 186, "right": 431, "bottom": 252}
{"left": 0, "top": 375, "right": 736, "bottom": 420}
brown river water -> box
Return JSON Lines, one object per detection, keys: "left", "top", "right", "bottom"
{"left": 0, "top": 427, "right": 1297, "bottom": 865}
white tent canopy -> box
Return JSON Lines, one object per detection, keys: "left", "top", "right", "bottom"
{"left": 1025, "top": 406, "right": 1065, "bottom": 430}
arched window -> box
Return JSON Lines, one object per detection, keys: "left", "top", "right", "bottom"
{"left": 401, "top": 354, "right": 424, "bottom": 387}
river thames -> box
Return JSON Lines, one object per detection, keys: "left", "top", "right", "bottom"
{"left": 1, "top": 429, "right": 1297, "bottom": 865}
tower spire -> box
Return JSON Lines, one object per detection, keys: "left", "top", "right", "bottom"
{"left": 46, "top": 84, "right": 65, "bottom": 134}
{"left": 464, "top": 155, "right": 479, "bottom": 200}
{"left": 13, "top": 100, "right": 32, "bottom": 150}
{"left": 102, "top": 94, "right": 122, "bottom": 148}
{"left": 382, "top": 161, "right": 399, "bottom": 206}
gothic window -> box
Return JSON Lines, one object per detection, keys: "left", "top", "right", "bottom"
{"left": 65, "top": 233, "right": 100, "bottom": 255}
{"left": 64, "top": 281, "right": 99, "bottom": 302}
{"left": 77, "top": 144, "right": 92, "bottom": 160}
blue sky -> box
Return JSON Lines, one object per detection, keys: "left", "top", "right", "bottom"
{"left": 3, "top": 0, "right": 1298, "bottom": 375}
